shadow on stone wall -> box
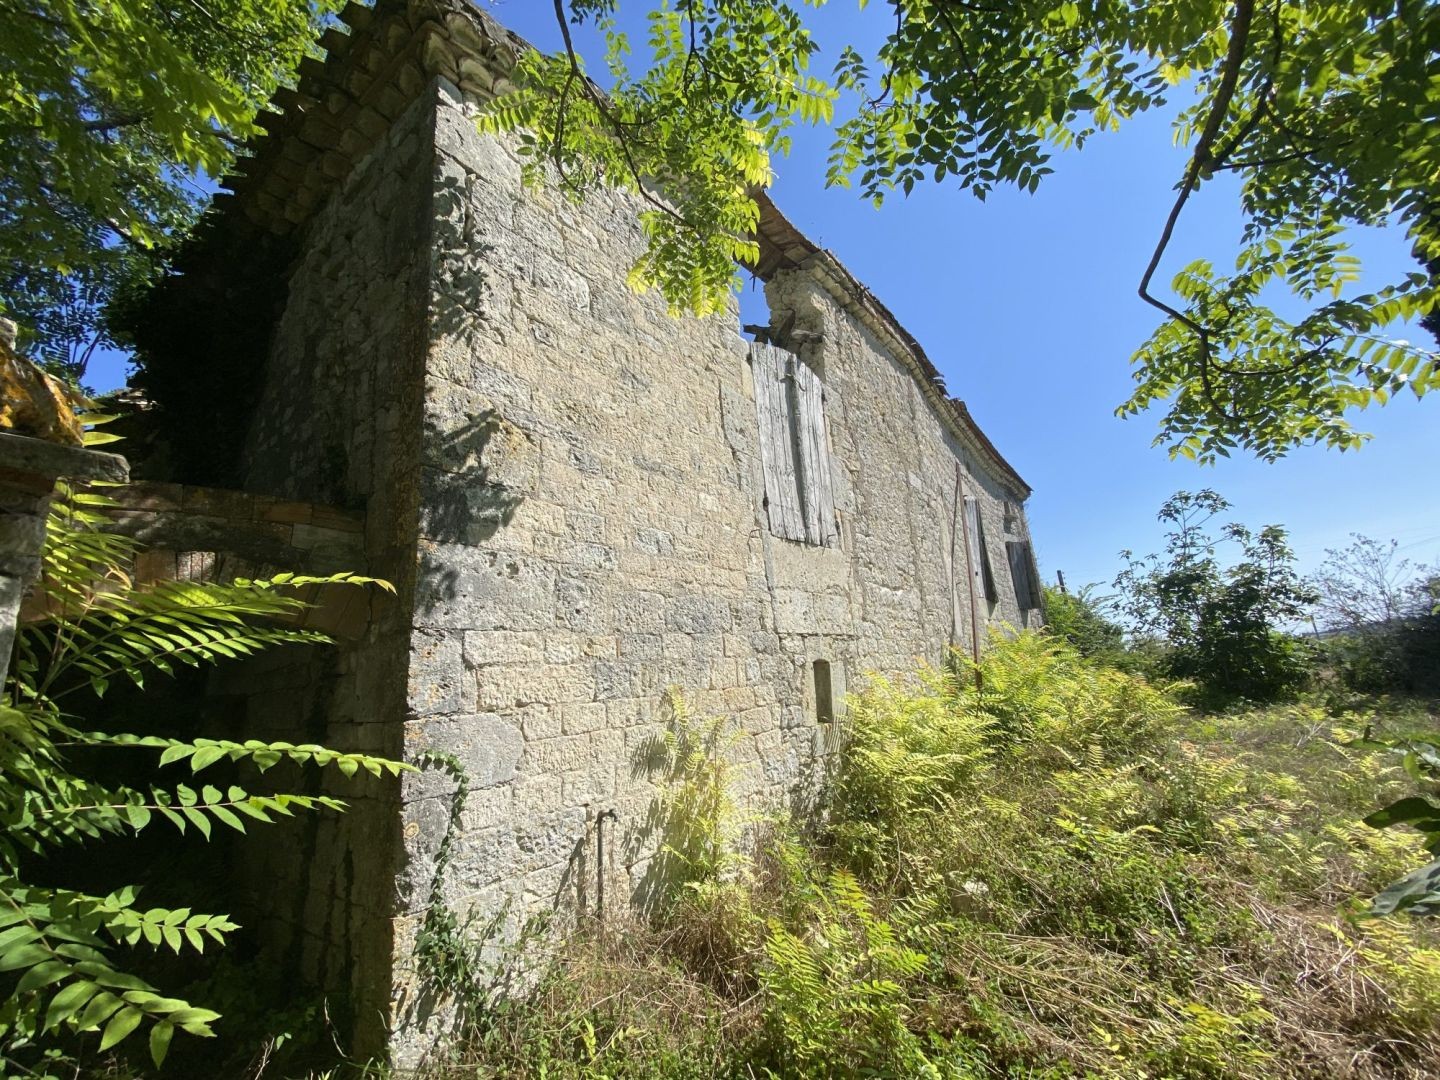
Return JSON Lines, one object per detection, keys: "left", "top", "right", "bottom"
{"left": 431, "top": 160, "right": 495, "bottom": 345}
{"left": 392, "top": 752, "right": 554, "bottom": 1048}
{"left": 414, "top": 409, "right": 526, "bottom": 614}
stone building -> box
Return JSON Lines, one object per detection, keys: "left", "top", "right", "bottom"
{"left": 122, "top": 0, "right": 1043, "bottom": 1063}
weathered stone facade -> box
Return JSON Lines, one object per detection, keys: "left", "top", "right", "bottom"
{"left": 129, "top": 0, "right": 1043, "bottom": 1064}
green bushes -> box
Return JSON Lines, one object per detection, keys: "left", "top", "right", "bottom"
{"left": 1040, "top": 584, "right": 1125, "bottom": 663}
{"left": 1114, "top": 490, "right": 1317, "bottom": 707}
{"left": 440, "top": 635, "right": 1439, "bottom": 1080}
{"left": 1317, "top": 615, "right": 1440, "bottom": 697}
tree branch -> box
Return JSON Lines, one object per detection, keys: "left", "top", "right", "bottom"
{"left": 549, "top": 0, "right": 690, "bottom": 227}
{"left": 83, "top": 115, "right": 144, "bottom": 134}
{"left": 1137, "top": 0, "right": 1257, "bottom": 419}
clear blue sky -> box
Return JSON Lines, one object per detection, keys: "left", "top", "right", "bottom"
{"left": 88, "top": 1, "right": 1440, "bottom": 591}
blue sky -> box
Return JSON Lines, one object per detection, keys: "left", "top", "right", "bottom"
{"left": 88, "top": 1, "right": 1440, "bottom": 592}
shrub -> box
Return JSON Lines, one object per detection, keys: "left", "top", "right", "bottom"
{"left": 1041, "top": 583, "right": 1125, "bottom": 662}
{"left": 1320, "top": 619, "right": 1440, "bottom": 696}
{"left": 438, "top": 634, "right": 1440, "bottom": 1080}
{"left": 1114, "top": 491, "right": 1318, "bottom": 706}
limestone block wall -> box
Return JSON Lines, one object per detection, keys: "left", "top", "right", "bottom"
{"left": 217, "top": 56, "right": 1039, "bottom": 1061}
{"left": 391, "top": 86, "right": 821, "bottom": 1056}
{"left": 232, "top": 89, "right": 437, "bottom": 1050}
{"left": 761, "top": 268, "right": 1040, "bottom": 670}
{"left": 385, "top": 75, "right": 1041, "bottom": 1059}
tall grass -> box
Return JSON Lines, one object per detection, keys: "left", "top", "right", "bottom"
{"left": 416, "top": 634, "right": 1440, "bottom": 1079}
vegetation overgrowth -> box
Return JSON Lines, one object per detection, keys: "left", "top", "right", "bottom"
{"left": 403, "top": 634, "right": 1440, "bottom": 1080}
{"left": 0, "top": 487, "right": 404, "bottom": 1075}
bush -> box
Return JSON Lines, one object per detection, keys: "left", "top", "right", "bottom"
{"left": 1320, "top": 618, "right": 1440, "bottom": 696}
{"left": 1041, "top": 584, "right": 1125, "bottom": 662}
{"left": 1310, "top": 535, "right": 1440, "bottom": 695}
{"left": 437, "top": 635, "right": 1440, "bottom": 1080}
{"left": 1115, "top": 490, "right": 1317, "bottom": 706}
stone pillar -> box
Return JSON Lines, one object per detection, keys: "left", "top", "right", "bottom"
{"left": 0, "top": 432, "right": 128, "bottom": 688}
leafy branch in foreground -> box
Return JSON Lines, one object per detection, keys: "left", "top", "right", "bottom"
{"left": 1351, "top": 731, "right": 1440, "bottom": 917}
{"left": 0, "top": 0, "right": 342, "bottom": 382}
{"left": 480, "top": 0, "right": 830, "bottom": 316}
{"left": 1, "top": 486, "right": 406, "bottom": 1071}
{"left": 492, "top": 0, "right": 1439, "bottom": 461}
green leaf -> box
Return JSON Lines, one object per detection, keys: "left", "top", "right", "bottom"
{"left": 124, "top": 804, "right": 153, "bottom": 830}
{"left": 150, "top": 1019, "right": 176, "bottom": 1067}
{"left": 190, "top": 746, "right": 227, "bottom": 772}
{"left": 76, "top": 989, "right": 124, "bottom": 1030}
{"left": 99, "top": 1005, "right": 144, "bottom": 1051}
{"left": 1363, "top": 797, "right": 1440, "bottom": 831}
{"left": 45, "top": 979, "right": 99, "bottom": 1030}
{"left": 0, "top": 943, "right": 53, "bottom": 972}
{"left": 1368, "top": 858, "right": 1440, "bottom": 917}
{"left": 15, "top": 960, "right": 72, "bottom": 994}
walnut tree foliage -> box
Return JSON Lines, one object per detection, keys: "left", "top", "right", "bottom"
{"left": 490, "top": 0, "right": 1440, "bottom": 461}
{"left": 0, "top": 0, "right": 340, "bottom": 382}
{"left": 0, "top": 487, "right": 406, "bottom": 1072}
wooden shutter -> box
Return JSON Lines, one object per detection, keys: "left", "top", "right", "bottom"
{"left": 1007, "top": 541, "right": 1033, "bottom": 609}
{"left": 963, "top": 495, "right": 998, "bottom": 605}
{"left": 1006, "top": 540, "right": 1043, "bottom": 610}
{"left": 751, "top": 343, "right": 805, "bottom": 541}
{"left": 975, "top": 504, "right": 998, "bottom": 603}
{"left": 792, "top": 358, "right": 838, "bottom": 547}
{"left": 1025, "top": 542, "right": 1043, "bottom": 611}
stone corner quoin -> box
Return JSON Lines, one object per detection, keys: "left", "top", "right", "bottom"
{"left": 132, "top": 0, "right": 1045, "bottom": 1064}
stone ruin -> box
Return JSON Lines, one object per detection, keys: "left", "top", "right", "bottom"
{"left": 33, "top": 0, "right": 1048, "bottom": 1064}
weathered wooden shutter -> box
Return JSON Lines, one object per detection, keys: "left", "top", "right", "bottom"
{"left": 1025, "top": 542, "right": 1043, "bottom": 610}
{"left": 975, "top": 505, "right": 998, "bottom": 603}
{"left": 792, "top": 358, "right": 838, "bottom": 547}
{"left": 963, "top": 495, "right": 998, "bottom": 605}
{"left": 1007, "top": 541, "right": 1040, "bottom": 610}
{"left": 750, "top": 342, "right": 805, "bottom": 541}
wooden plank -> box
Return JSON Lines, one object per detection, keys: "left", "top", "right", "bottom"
{"left": 793, "top": 359, "right": 838, "bottom": 546}
{"left": 1007, "top": 541, "right": 1032, "bottom": 609}
{"left": 1026, "top": 543, "right": 1042, "bottom": 610}
{"left": 964, "top": 496, "right": 997, "bottom": 607}
{"left": 750, "top": 343, "right": 803, "bottom": 541}
{"left": 769, "top": 350, "right": 804, "bottom": 541}
{"left": 974, "top": 501, "right": 998, "bottom": 603}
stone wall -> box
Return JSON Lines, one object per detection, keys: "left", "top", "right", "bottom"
{"left": 91, "top": 481, "right": 372, "bottom": 639}
{"left": 194, "top": 10, "right": 1040, "bottom": 1060}
{"left": 232, "top": 88, "right": 438, "bottom": 1055}
{"left": 379, "top": 74, "right": 1040, "bottom": 1062}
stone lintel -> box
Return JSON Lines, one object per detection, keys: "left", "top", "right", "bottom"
{"left": 0, "top": 431, "right": 130, "bottom": 487}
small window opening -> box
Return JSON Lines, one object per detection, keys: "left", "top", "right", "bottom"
{"left": 813, "top": 659, "right": 835, "bottom": 724}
